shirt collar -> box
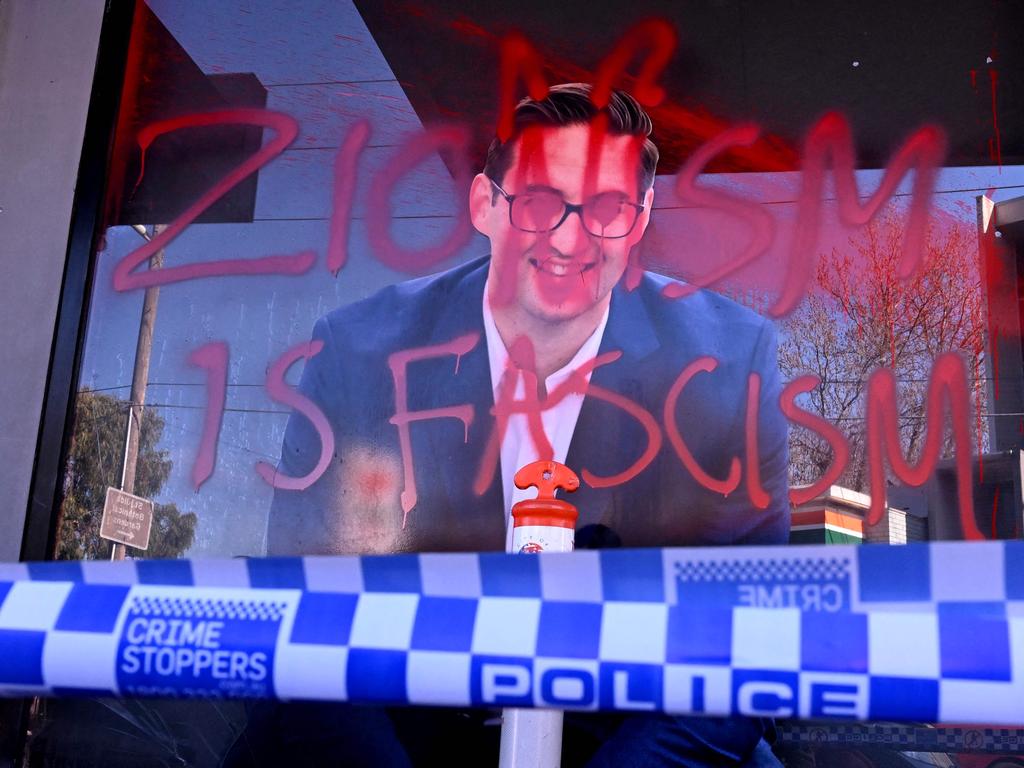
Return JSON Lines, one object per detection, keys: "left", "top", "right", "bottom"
{"left": 481, "top": 277, "right": 610, "bottom": 398}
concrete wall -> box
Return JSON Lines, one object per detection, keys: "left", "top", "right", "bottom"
{"left": 0, "top": 0, "right": 107, "bottom": 561}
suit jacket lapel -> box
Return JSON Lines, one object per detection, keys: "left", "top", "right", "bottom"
{"left": 413, "top": 261, "right": 505, "bottom": 547}
{"left": 564, "top": 282, "right": 662, "bottom": 534}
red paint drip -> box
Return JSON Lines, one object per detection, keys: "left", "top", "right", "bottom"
{"left": 744, "top": 372, "right": 770, "bottom": 510}
{"left": 188, "top": 342, "right": 229, "bottom": 491}
{"left": 662, "top": 124, "right": 775, "bottom": 299}
{"left": 990, "top": 69, "right": 1002, "bottom": 170}
{"left": 780, "top": 375, "right": 851, "bottom": 505}
{"left": 327, "top": 120, "right": 371, "bottom": 275}
{"left": 976, "top": 361, "right": 984, "bottom": 463}
{"left": 113, "top": 110, "right": 316, "bottom": 291}
{"left": 663, "top": 357, "right": 742, "bottom": 495}
{"left": 387, "top": 333, "right": 479, "bottom": 523}
{"left": 448, "top": 18, "right": 490, "bottom": 39}
{"left": 775, "top": 113, "right": 947, "bottom": 316}
{"left": 589, "top": 19, "right": 677, "bottom": 109}
{"left": 866, "top": 353, "right": 982, "bottom": 539}
{"left": 496, "top": 33, "right": 549, "bottom": 142}
{"left": 890, "top": 316, "right": 896, "bottom": 368}
{"left": 489, "top": 124, "right": 553, "bottom": 309}
{"left": 992, "top": 325, "right": 1000, "bottom": 401}
{"left": 365, "top": 125, "right": 474, "bottom": 273}
{"left": 576, "top": 365, "right": 662, "bottom": 489}
{"left": 583, "top": 111, "right": 610, "bottom": 209}
{"left": 473, "top": 336, "right": 554, "bottom": 497}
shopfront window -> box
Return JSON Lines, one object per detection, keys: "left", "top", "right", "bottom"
{"left": 29, "top": 1, "right": 1024, "bottom": 765}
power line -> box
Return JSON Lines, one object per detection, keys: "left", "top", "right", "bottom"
{"left": 250, "top": 212, "right": 458, "bottom": 223}
{"left": 85, "top": 383, "right": 266, "bottom": 393}
{"left": 235, "top": 180, "right": 1024, "bottom": 224}
{"left": 263, "top": 78, "right": 402, "bottom": 88}
{"left": 798, "top": 377, "right": 995, "bottom": 385}
{"left": 279, "top": 144, "right": 398, "bottom": 152}
{"left": 88, "top": 399, "right": 1018, "bottom": 422}
{"left": 652, "top": 182, "right": 1024, "bottom": 212}
{"left": 84, "top": 371, "right": 1001, "bottom": 395}
{"left": 167, "top": 422, "right": 282, "bottom": 464}
{"left": 135, "top": 402, "right": 289, "bottom": 416}
{"left": 820, "top": 412, "right": 1024, "bottom": 422}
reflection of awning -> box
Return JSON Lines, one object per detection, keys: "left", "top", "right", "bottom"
{"left": 791, "top": 527, "right": 863, "bottom": 545}
{"left": 791, "top": 507, "right": 864, "bottom": 545}
{"left": 105, "top": 3, "right": 267, "bottom": 228}
{"left": 353, "top": 0, "right": 1022, "bottom": 173}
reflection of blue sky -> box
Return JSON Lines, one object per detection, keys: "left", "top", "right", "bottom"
{"left": 78, "top": 1, "right": 1024, "bottom": 557}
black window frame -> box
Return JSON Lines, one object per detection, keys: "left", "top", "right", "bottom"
{"left": 22, "top": 0, "right": 139, "bottom": 563}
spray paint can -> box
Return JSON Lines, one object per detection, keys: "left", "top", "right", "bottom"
{"left": 510, "top": 459, "right": 580, "bottom": 555}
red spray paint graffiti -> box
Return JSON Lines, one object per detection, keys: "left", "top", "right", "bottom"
{"left": 122, "top": 19, "right": 987, "bottom": 540}
{"left": 366, "top": 124, "right": 476, "bottom": 272}
{"left": 113, "top": 110, "right": 317, "bottom": 290}
{"left": 663, "top": 357, "right": 741, "bottom": 496}
{"left": 779, "top": 375, "right": 850, "bottom": 506}
{"left": 662, "top": 124, "right": 775, "bottom": 300}
{"left": 387, "top": 333, "right": 478, "bottom": 523}
{"left": 866, "top": 352, "right": 982, "bottom": 540}
{"left": 326, "top": 119, "right": 372, "bottom": 275}
{"left": 187, "top": 341, "right": 228, "bottom": 491}
{"left": 474, "top": 336, "right": 552, "bottom": 496}
{"left": 255, "top": 341, "right": 336, "bottom": 491}
{"left": 778, "top": 113, "right": 947, "bottom": 316}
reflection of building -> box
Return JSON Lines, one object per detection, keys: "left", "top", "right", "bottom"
{"left": 979, "top": 194, "right": 1024, "bottom": 454}
{"left": 790, "top": 485, "right": 927, "bottom": 544}
{"left": 924, "top": 450, "right": 1024, "bottom": 540}
{"left": 927, "top": 194, "right": 1024, "bottom": 541}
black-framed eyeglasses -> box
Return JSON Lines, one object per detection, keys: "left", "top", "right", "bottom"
{"left": 488, "top": 178, "right": 645, "bottom": 239}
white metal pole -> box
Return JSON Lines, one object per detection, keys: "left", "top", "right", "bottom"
{"left": 499, "top": 708, "right": 564, "bottom": 768}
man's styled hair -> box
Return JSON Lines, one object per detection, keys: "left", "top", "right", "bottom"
{"left": 483, "top": 83, "right": 659, "bottom": 198}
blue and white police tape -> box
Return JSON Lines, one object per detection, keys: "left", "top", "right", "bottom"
{"left": 0, "top": 541, "right": 1021, "bottom": 724}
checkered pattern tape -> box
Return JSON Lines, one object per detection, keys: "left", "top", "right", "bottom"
{"left": 675, "top": 556, "right": 850, "bottom": 583}
{"left": 128, "top": 595, "right": 287, "bottom": 622}
{"left": 777, "top": 722, "right": 1024, "bottom": 753}
{"left": 0, "top": 542, "right": 1019, "bottom": 723}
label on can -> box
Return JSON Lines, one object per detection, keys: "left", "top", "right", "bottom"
{"left": 512, "top": 525, "right": 574, "bottom": 554}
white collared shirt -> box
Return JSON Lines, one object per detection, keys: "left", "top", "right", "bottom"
{"left": 481, "top": 280, "right": 610, "bottom": 550}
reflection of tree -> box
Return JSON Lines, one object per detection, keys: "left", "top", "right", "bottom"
{"left": 779, "top": 210, "right": 987, "bottom": 493}
{"left": 57, "top": 391, "right": 196, "bottom": 560}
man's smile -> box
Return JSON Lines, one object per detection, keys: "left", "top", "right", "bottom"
{"left": 527, "top": 255, "right": 599, "bottom": 277}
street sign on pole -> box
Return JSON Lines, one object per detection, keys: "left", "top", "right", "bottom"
{"left": 100, "top": 487, "right": 153, "bottom": 551}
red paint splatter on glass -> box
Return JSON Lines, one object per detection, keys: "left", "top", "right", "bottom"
{"left": 387, "top": 334, "right": 479, "bottom": 523}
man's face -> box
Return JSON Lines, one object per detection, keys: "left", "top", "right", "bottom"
{"left": 471, "top": 123, "right": 654, "bottom": 323}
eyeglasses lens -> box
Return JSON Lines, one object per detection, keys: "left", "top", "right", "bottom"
{"left": 509, "top": 191, "right": 636, "bottom": 237}
{"left": 513, "top": 192, "right": 564, "bottom": 232}
{"left": 585, "top": 192, "right": 635, "bottom": 236}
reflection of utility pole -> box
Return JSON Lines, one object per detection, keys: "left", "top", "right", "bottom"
{"left": 111, "top": 224, "right": 164, "bottom": 561}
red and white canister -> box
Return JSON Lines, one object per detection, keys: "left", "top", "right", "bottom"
{"left": 510, "top": 459, "right": 580, "bottom": 554}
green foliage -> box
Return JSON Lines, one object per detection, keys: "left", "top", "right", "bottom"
{"left": 129, "top": 503, "right": 198, "bottom": 559}
{"left": 56, "top": 391, "right": 195, "bottom": 560}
